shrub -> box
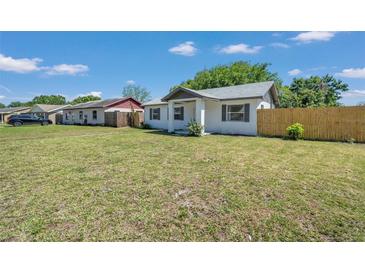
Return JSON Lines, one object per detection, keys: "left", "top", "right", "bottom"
{"left": 286, "top": 123, "right": 304, "bottom": 140}
{"left": 187, "top": 120, "right": 204, "bottom": 136}
{"left": 140, "top": 123, "right": 151, "bottom": 129}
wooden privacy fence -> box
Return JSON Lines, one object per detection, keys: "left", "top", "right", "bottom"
{"left": 104, "top": 111, "right": 144, "bottom": 128}
{"left": 257, "top": 106, "right": 365, "bottom": 142}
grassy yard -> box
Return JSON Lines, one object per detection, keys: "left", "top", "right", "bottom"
{"left": 1, "top": 125, "right": 364, "bottom": 241}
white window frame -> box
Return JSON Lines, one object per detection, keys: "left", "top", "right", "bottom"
{"left": 92, "top": 110, "right": 97, "bottom": 120}
{"left": 227, "top": 104, "right": 245, "bottom": 121}
{"left": 174, "top": 106, "right": 184, "bottom": 121}
{"left": 152, "top": 108, "right": 160, "bottom": 120}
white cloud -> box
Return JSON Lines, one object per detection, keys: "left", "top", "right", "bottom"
{"left": 0, "top": 95, "right": 5, "bottom": 100}
{"left": 219, "top": 43, "right": 262, "bottom": 54}
{"left": 45, "top": 64, "right": 89, "bottom": 76}
{"left": 0, "top": 53, "right": 90, "bottom": 77}
{"left": 336, "top": 68, "right": 365, "bottom": 79}
{"left": 168, "top": 41, "right": 197, "bottom": 56}
{"left": 0, "top": 54, "right": 42, "bottom": 73}
{"left": 288, "top": 69, "right": 302, "bottom": 76}
{"left": 270, "top": 42, "right": 290, "bottom": 49}
{"left": 0, "top": 85, "right": 13, "bottom": 94}
{"left": 290, "top": 31, "right": 335, "bottom": 43}
{"left": 341, "top": 90, "right": 365, "bottom": 98}
{"left": 77, "top": 91, "right": 102, "bottom": 98}
{"left": 126, "top": 80, "right": 136, "bottom": 85}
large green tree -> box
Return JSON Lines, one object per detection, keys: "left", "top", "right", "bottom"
{"left": 171, "top": 61, "right": 282, "bottom": 91}
{"left": 31, "top": 95, "right": 66, "bottom": 105}
{"left": 122, "top": 84, "right": 151, "bottom": 103}
{"left": 0, "top": 102, "right": 5, "bottom": 108}
{"left": 279, "top": 75, "right": 348, "bottom": 108}
{"left": 70, "top": 95, "right": 101, "bottom": 105}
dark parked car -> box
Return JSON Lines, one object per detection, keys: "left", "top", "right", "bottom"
{"left": 8, "top": 114, "right": 52, "bottom": 126}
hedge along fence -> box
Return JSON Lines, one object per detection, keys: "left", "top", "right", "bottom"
{"left": 257, "top": 106, "right": 365, "bottom": 142}
{"left": 104, "top": 111, "right": 144, "bottom": 128}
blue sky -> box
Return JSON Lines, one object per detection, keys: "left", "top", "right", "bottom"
{"left": 0, "top": 31, "right": 364, "bottom": 105}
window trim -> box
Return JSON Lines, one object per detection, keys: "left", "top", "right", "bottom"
{"left": 92, "top": 110, "right": 97, "bottom": 120}
{"left": 174, "top": 106, "right": 184, "bottom": 121}
{"left": 226, "top": 104, "right": 245, "bottom": 121}
{"left": 222, "top": 103, "right": 250, "bottom": 122}
{"left": 151, "top": 107, "right": 160, "bottom": 120}
{"left": 79, "top": 111, "right": 83, "bottom": 120}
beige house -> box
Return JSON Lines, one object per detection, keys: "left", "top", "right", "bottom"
{"left": 30, "top": 104, "right": 70, "bottom": 124}
{"left": 0, "top": 106, "right": 31, "bottom": 124}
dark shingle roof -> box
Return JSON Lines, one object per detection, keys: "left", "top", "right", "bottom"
{"left": 63, "top": 98, "right": 128, "bottom": 110}
{"left": 0, "top": 106, "right": 31, "bottom": 114}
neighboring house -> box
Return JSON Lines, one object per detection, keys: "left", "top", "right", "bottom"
{"left": 30, "top": 104, "right": 70, "bottom": 124}
{"left": 143, "top": 81, "right": 279, "bottom": 135}
{"left": 62, "top": 97, "right": 143, "bottom": 125}
{"left": 0, "top": 106, "right": 31, "bottom": 124}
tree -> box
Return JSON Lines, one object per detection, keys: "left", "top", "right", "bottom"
{"left": 70, "top": 95, "right": 101, "bottom": 105}
{"left": 31, "top": 95, "right": 66, "bottom": 105}
{"left": 279, "top": 75, "right": 348, "bottom": 108}
{"left": 0, "top": 102, "right": 5, "bottom": 108}
{"left": 7, "top": 101, "right": 31, "bottom": 107}
{"left": 122, "top": 84, "right": 151, "bottom": 103}
{"left": 171, "top": 61, "right": 282, "bottom": 91}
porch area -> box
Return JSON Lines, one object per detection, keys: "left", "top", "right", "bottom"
{"left": 167, "top": 98, "right": 207, "bottom": 134}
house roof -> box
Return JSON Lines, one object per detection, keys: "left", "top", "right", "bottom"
{"left": 144, "top": 81, "right": 278, "bottom": 106}
{"left": 63, "top": 97, "right": 141, "bottom": 110}
{"left": 0, "top": 106, "right": 31, "bottom": 114}
{"left": 142, "top": 97, "right": 167, "bottom": 106}
{"left": 31, "top": 104, "right": 69, "bottom": 113}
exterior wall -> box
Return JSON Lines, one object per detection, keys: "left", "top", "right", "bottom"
{"left": 63, "top": 108, "right": 105, "bottom": 125}
{"left": 173, "top": 101, "right": 195, "bottom": 130}
{"left": 144, "top": 102, "right": 196, "bottom": 130}
{"left": 205, "top": 98, "right": 260, "bottom": 135}
{"left": 144, "top": 105, "right": 168, "bottom": 129}
{"left": 259, "top": 90, "right": 275, "bottom": 109}
{"left": 48, "top": 113, "right": 57, "bottom": 124}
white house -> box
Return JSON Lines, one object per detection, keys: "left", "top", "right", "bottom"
{"left": 143, "top": 81, "right": 279, "bottom": 135}
{"left": 62, "top": 97, "right": 143, "bottom": 125}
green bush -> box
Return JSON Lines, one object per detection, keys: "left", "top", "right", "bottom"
{"left": 141, "top": 123, "right": 151, "bottom": 129}
{"left": 286, "top": 123, "right": 304, "bottom": 140}
{"left": 187, "top": 120, "right": 204, "bottom": 136}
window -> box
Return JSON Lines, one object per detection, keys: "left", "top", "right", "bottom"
{"left": 227, "top": 105, "right": 244, "bottom": 121}
{"left": 222, "top": 104, "right": 249, "bottom": 122}
{"left": 150, "top": 108, "right": 160, "bottom": 120}
{"left": 65, "top": 112, "right": 71, "bottom": 120}
{"left": 92, "top": 110, "right": 97, "bottom": 120}
{"left": 79, "top": 111, "right": 83, "bottom": 120}
{"left": 174, "top": 106, "right": 184, "bottom": 120}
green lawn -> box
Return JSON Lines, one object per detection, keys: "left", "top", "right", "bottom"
{"left": 1, "top": 125, "right": 364, "bottom": 241}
